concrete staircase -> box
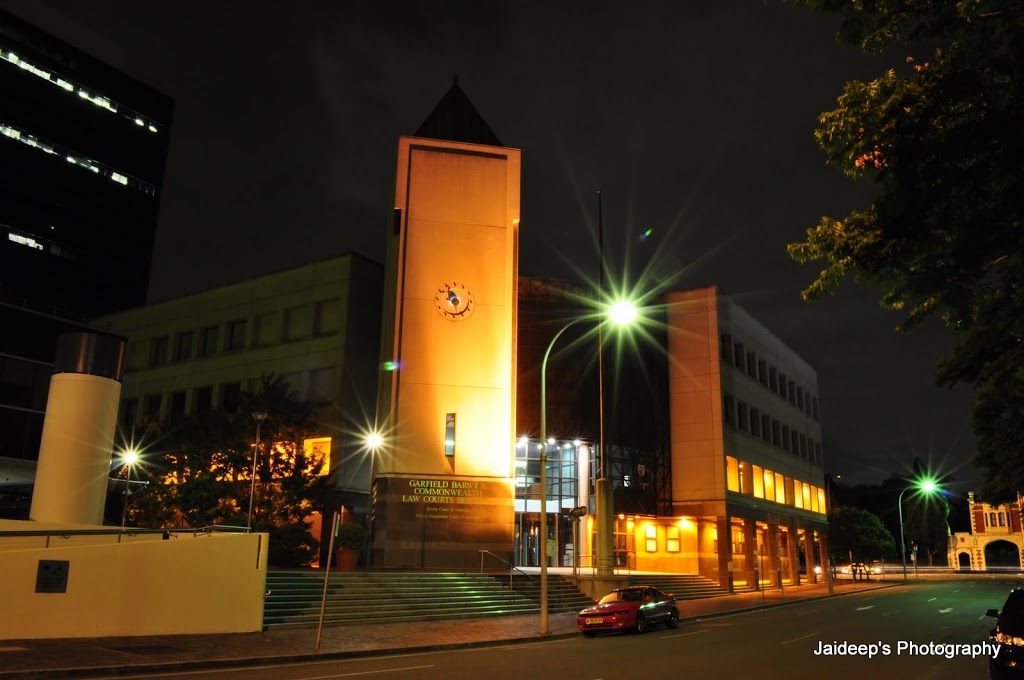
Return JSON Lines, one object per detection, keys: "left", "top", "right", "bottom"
{"left": 626, "top": 573, "right": 753, "bottom": 599}
{"left": 505, "top": 573, "right": 595, "bottom": 613}
{"left": 262, "top": 571, "right": 537, "bottom": 630}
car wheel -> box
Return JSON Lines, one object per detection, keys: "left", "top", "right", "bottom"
{"left": 665, "top": 609, "right": 679, "bottom": 629}
{"left": 633, "top": 613, "right": 647, "bottom": 634}
{"left": 582, "top": 631, "right": 596, "bottom": 637}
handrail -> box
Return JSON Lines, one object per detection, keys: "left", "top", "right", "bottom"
{"left": 0, "top": 525, "right": 250, "bottom": 545}
{"left": 478, "top": 549, "right": 531, "bottom": 589}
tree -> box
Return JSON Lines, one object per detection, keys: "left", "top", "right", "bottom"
{"left": 127, "top": 374, "right": 330, "bottom": 566}
{"left": 827, "top": 505, "right": 896, "bottom": 563}
{"left": 786, "top": 1, "right": 1024, "bottom": 502}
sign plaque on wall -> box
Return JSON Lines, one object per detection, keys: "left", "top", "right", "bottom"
{"left": 35, "top": 560, "right": 70, "bottom": 593}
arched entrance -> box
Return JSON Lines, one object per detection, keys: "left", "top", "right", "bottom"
{"left": 985, "top": 540, "right": 1022, "bottom": 570}
{"left": 957, "top": 552, "right": 971, "bottom": 571}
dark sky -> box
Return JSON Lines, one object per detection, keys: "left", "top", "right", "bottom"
{"left": 3, "top": 0, "right": 979, "bottom": 490}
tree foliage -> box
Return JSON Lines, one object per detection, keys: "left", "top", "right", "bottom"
{"left": 786, "top": 1, "right": 1024, "bottom": 502}
{"left": 827, "top": 505, "right": 896, "bottom": 562}
{"left": 124, "top": 375, "right": 330, "bottom": 566}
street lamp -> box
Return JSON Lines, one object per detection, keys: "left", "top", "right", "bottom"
{"left": 539, "top": 300, "right": 639, "bottom": 633}
{"left": 898, "top": 479, "right": 939, "bottom": 581}
{"left": 246, "top": 411, "right": 269, "bottom": 531}
{"left": 119, "top": 448, "right": 139, "bottom": 527}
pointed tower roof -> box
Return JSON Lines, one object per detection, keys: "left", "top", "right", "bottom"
{"left": 414, "top": 77, "right": 503, "bottom": 147}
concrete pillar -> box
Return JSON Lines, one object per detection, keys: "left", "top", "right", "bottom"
{"left": 596, "top": 477, "right": 614, "bottom": 576}
{"left": 717, "top": 515, "right": 732, "bottom": 592}
{"left": 767, "top": 523, "right": 781, "bottom": 586}
{"left": 803, "top": 529, "right": 817, "bottom": 583}
{"left": 742, "top": 519, "right": 756, "bottom": 588}
{"left": 30, "top": 332, "right": 126, "bottom": 525}
{"left": 786, "top": 525, "right": 800, "bottom": 585}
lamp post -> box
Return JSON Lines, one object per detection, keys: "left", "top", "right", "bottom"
{"left": 898, "top": 479, "right": 938, "bottom": 581}
{"left": 119, "top": 449, "right": 139, "bottom": 527}
{"left": 246, "top": 411, "right": 269, "bottom": 531}
{"left": 539, "top": 300, "right": 638, "bottom": 634}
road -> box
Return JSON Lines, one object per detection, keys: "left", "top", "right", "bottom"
{"left": 105, "top": 579, "right": 1014, "bottom": 680}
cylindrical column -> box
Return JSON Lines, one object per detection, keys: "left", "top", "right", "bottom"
{"left": 30, "top": 333, "right": 126, "bottom": 525}
{"left": 596, "top": 477, "right": 614, "bottom": 575}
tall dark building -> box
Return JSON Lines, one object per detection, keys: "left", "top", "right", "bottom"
{"left": 0, "top": 9, "right": 173, "bottom": 461}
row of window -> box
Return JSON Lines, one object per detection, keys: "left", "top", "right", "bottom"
{"left": 723, "top": 392, "right": 823, "bottom": 466}
{"left": 1, "top": 122, "right": 157, "bottom": 195}
{"left": 726, "top": 455, "right": 826, "bottom": 514}
{"left": 984, "top": 512, "right": 1011, "bottom": 528}
{"left": 720, "top": 333, "right": 820, "bottom": 421}
{"left": 140, "top": 298, "right": 343, "bottom": 369}
{"left": 2, "top": 47, "right": 163, "bottom": 133}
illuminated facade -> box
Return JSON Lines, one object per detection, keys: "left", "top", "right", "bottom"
{"left": 371, "top": 81, "right": 520, "bottom": 569}
{"left": 664, "top": 287, "right": 828, "bottom": 588}
{"left": 949, "top": 492, "right": 1024, "bottom": 571}
{"left": 0, "top": 9, "right": 172, "bottom": 464}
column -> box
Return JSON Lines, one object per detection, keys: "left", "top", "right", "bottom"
{"left": 803, "top": 529, "right": 817, "bottom": 584}
{"left": 717, "top": 515, "right": 732, "bottom": 592}
{"left": 767, "top": 523, "right": 781, "bottom": 587}
{"left": 742, "top": 519, "right": 756, "bottom": 588}
{"left": 785, "top": 525, "right": 800, "bottom": 585}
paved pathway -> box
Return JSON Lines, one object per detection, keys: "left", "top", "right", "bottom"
{"left": 0, "top": 578, "right": 896, "bottom": 678}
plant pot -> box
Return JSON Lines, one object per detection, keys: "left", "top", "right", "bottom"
{"left": 336, "top": 548, "right": 359, "bottom": 571}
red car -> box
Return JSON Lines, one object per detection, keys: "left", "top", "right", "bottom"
{"left": 578, "top": 585, "right": 679, "bottom": 636}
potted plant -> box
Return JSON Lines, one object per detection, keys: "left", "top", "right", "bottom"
{"left": 335, "top": 522, "right": 368, "bottom": 571}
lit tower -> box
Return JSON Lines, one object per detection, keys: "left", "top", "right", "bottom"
{"left": 372, "top": 80, "right": 519, "bottom": 568}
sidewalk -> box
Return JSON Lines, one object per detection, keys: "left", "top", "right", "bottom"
{"left": 0, "top": 578, "right": 896, "bottom": 678}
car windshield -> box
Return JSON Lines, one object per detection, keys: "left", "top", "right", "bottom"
{"left": 999, "top": 592, "right": 1024, "bottom": 636}
{"left": 599, "top": 589, "right": 643, "bottom": 604}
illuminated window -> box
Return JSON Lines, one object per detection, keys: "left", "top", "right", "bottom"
{"left": 793, "top": 478, "right": 803, "bottom": 509}
{"left": 726, "top": 456, "right": 739, "bottom": 492}
{"left": 817, "top": 488, "right": 826, "bottom": 513}
{"left": 444, "top": 413, "right": 456, "bottom": 456}
{"left": 752, "top": 465, "right": 764, "bottom": 499}
{"left": 810, "top": 485, "right": 819, "bottom": 512}
{"left": 763, "top": 468, "right": 774, "bottom": 500}
{"left": 739, "top": 462, "right": 751, "bottom": 495}
{"left": 775, "top": 472, "right": 786, "bottom": 504}
{"left": 802, "top": 482, "right": 811, "bottom": 509}
{"left": 666, "top": 526, "right": 680, "bottom": 553}
{"left": 645, "top": 525, "right": 657, "bottom": 553}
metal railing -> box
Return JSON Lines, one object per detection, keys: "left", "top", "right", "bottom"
{"left": 0, "top": 525, "right": 250, "bottom": 547}
{"left": 478, "top": 549, "right": 532, "bottom": 588}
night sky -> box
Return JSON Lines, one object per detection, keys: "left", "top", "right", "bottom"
{"left": 3, "top": 0, "right": 979, "bottom": 490}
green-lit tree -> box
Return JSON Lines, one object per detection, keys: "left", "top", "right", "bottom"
{"left": 126, "top": 374, "right": 330, "bottom": 566}
{"left": 786, "top": 1, "right": 1024, "bottom": 502}
{"left": 827, "top": 505, "right": 896, "bottom": 564}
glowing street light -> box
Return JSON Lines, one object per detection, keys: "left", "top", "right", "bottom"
{"left": 539, "top": 299, "right": 640, "bottom": 633}
{"left": 119, "top": 448, "right": 139, "bottom": 527}
{"left": 246, "top": 411, "right": 269, "bottom": 531}
{"left": 898, "top": 478, "right": 940, "bottom": 581}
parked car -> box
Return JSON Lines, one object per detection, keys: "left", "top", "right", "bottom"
{"left": 839, "top": 562, "right": 883, "bottom": 576}
{"left": 986, "top": 587, "right": 1024, "bottom": 678}
{"left": 578, "top": 585, "right": 679, "bottom": 636}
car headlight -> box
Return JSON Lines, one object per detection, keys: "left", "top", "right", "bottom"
{"left": 994, "top": 631, "right": 1024, "bottom": 647}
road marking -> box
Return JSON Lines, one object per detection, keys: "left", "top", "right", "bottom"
{"left": 939, "top": 608, "right": 954, "bottom": 614}
{"left": 294, "top": 665, "right": 435, "bottom": 679}
{"left": 781, "top": 632, "right": 821, "bottom": 645}
{"left": 662, "top": 629, "right": 710, "bottom": 639}
{"left": 928, "top": 597, "right": 938, "bottom": 602}
{"left": 796, "top": 610, "right": 816, "bottom": 616}
{"left": 882, "top": 610, "right": 899, "bottom": 616}
{"left": 856, "top": 606, "right": 874, "bottom": 611}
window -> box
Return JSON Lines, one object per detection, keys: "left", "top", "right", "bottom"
{"left": 226, "top": 320, "right": 247, "bottom": 351}
{"left": 283, "top": 305, "right": 311, "bottom": 341}
{"left": 254, "top": 311, "right": 279, "bottom": 346}
{"left": 746, "top": 351, "right": 757, "bottom": 379}
{"left": 121, "top": 398, "right": 138, "bottom": 424}
{"left": 750, "top": 408, "right": 761, "bottom": 438}
{"left": 788, "top": 380, "right": 796, "bottom": 405}
{"left": 753, "top": 464, "right": 764, "bottom": 498}
{"left": 309, "top": 366, "right": 338, "bottom": 404}
{"left": 142, "top": 394, "right": 162, "bottom": 421}
{"left": 194, "top": 386, "right": 213, "bottom": 413}
{"left": 778, "top": 373, "right": 787, "bottom": 400}
{"left": 645, "top": 524, "right": 657, "bottom": 553}
{"left": 796, "top": 385, "right": 805, "bottom": 411}
{"left": 763, "top": 468, "right": 775, "bottom": 500}
{"left": 815, "top": 442, "right": 823, "bottom": 465}
{"left": 727, "top": 456, "right": 739, "bottom": 492}
{"left": 314, "top": 298, "right": 342, "bottom": 334}
{"left": 772, "top": 420, "right": 781, "bottom": 447}
{"left": 149, "top": 336, "right": 169, "bottom": 366}
{"left": 769, "top": 367, "right": 778, "bottom": 392}
{"left": 1000, "top": 513, "right": 1007, "bottom": 527}
{"left": 174, "top": 331, "right": 193, "bottom": 361}
{"left": 199, "top": 325, "right": 219, "bottom": 356}
{"left": 782, "top": 424, "right": 791, "bottom": 451}
{"left": 720, "top": 334, "right": 732, "bottom": 361}
{"left": 733, "top": 342, "right": 745, "bottom": 371}
{"left": 739, "top": 461, "right": 751, "bottom": 494}
{"left": 758, "top": 359, "right": 768, "bottom": 386}
{"left": 775, "top": 472, "right": 786, "bottom": 504}
{"left": 811, "top": 396, "right": 820, "bottom": 421}
{"left": 169, "top": 390, "right": 186, "bottom": 417}
{"left": 761, "top": 414, "right": 771, "bottom": 443}
{"left": 737, "top": 401, "right": 749, "bottom": 432}
{"left": 666, "top": 526, "right": 680, "bottom": 553}
{"left": 723, "top": 394, "right": 735, "bottom": 426}
{"left": 799, "top": 433, "right": 808, "bottom": 459}
{"left": 221, "top": 382, "right": 241, "bottom": 413}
